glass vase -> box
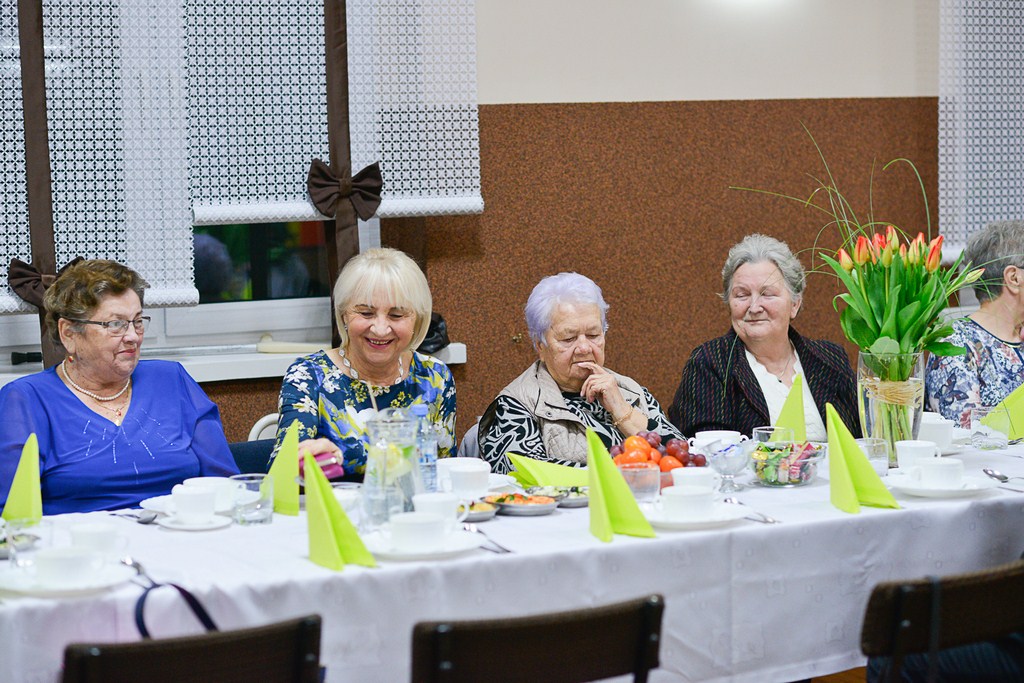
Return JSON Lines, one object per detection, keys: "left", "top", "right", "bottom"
{"left": 857, "top": 352, "right": 925, "bottom": 467}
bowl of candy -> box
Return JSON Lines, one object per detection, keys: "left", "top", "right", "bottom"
{"left": 750, "top": 442, "right": 825, "bottom": 487}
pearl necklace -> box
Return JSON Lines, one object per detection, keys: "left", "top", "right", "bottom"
{"left": 61, "top": 360, "right": 131, "bottom": 401}
{"left": 337, "top": 347, "right": 404, "bottom": 397}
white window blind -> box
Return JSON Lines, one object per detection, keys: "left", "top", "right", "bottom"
{"left": 189, "top": 0, "right": 483, "bottom": 226}
{"left": 0, "top": 0, "right": 197, "bottom": 314}
{"left": 939, "top": 0, "right": 1024, "bottom": 254}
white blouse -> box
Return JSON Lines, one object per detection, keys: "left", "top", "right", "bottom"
{"left": 745, "top": 348, "right": 828, "bottom": 442}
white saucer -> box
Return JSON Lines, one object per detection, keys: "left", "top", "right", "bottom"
{"left": 939, "top": 445, "right": 964, "bottom": 456}
{"left": 645, "top": 503, "right": 749, "bottom": 530}
{"left": 0, "top": 563, "right": 135, "bottom": 597}
{"left": 362, "top": 530, "right": 485, "bottom": 561}
{"left": 156, "top": 514, "right": 233, "bottom": 531}
{"left": 886, "top": 474, "right": 999, "bottom": 498}
{"left": 140, "top": 494, "right": 240, "bottom": 516}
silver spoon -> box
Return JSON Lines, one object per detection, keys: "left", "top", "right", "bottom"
{"left": 722, "top": 497, "right": 779, "bottom": 524}
{"left": 111, "top": 510, "right": 159, "bottom": 525}
{"left": 982, "top": 468, "right": 1024, "bottom": 484}
{"left": 120, "top": 555, "right": 157, "bottom": 587}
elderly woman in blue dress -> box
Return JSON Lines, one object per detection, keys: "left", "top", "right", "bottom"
{"left": 275, "top": 248, "right": 456, "bottom": 477}
{"left": 479, "top": 272, "right": 683, "bottom": 475}
{"left": 0, "top": 260, "right": 238, "bottom": 514}
{"left": 926, "top": 220, "right": 1024, "bottom": 427}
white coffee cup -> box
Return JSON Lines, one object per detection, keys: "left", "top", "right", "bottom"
{"left": 389, "top": 511, "right": 446, "bottom": 552}
{"left": 895, "top": 440, "right": 941, "bottom": 470}
{"left": 183, "top": 476, "right": 241, "bottom": 511}
{"left": 689, "top": 431, "right": 746, "bottom": 453}
{"left": 436, "top": 457, "right": 490, "bottom": 492}
{"left": 918, "top": 413, "right": 954, "bottom": 451}
{"left": 655, "top": 485, "right": 717, "bottom": 520}
{"left": 70, "top": 522, "right": 127, "bottom": 558}
{"left": 908, "top": 457, "right": 964, "bottom": 489}
{"left": 413, "top": 492, "right": 469, "bottom": 533}
{"left": 448, "top": 462, "right": 491, "bottom": 499}
{"left": 34, "top": 546, "right": 103, "bottom": 585}
{"left": 671, "top": 467, "right": 722, "bottom": 490}
{"left": 171, "top": 484, "right": 217, "bottom": 524}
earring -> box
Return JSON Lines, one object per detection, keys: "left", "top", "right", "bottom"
{"left": 66, "top": 354, "right": 74, "bottom": 363}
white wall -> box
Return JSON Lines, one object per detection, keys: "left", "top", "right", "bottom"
{"left": 475, "top": 0, "right": 938, "bottom": 104}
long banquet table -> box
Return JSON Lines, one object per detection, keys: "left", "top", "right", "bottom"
{"left": 3, "top": 442, "right": 1024, "bottom": 683}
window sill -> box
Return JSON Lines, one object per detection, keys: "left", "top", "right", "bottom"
{"left": 0, "top": 343, "right": 467, "bottom": 388}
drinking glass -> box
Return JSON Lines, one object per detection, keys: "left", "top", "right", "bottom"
{"left": 230, "top": 474, "right": 274, "bottom": 525}
{"left": 855, "top": 437, "right": 890, "bottom": 477}
{"left": 972, "top": 405, "right": 1010, "bottom": 450}
{"left": 6, "top": 518, "right": 52, "bottom": 572}
{"left": 708, "top": 441, "right": 753, "bottom": 492}
{"left": 618, "top": 462, "right": 660, "bottom": 503}
{"left": 752, "top": 426, "right": 795, "bottom": 447}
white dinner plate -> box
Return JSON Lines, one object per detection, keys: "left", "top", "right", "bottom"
{"left": 362, "top": 530, "right": 485, "bottom": 561}
{"left": 886, "top": 474, "right": 998, "bottom": 498}
{"left": 488, "top": 474, "right": 517, "bottom": 491}
{"left": 156, "top": 514, "right": 233, "bottom": 531}
{"left": 645, "top": 503, "right": 749, "bottom": 531}
{"left": 939, "top": 445, "right": 964, "bottom": 456}
{"left": 140, "top": 492, "right": 257, "bottom": 516}
{"left": 0, "top": 563, "right": 136, "bottom": 598}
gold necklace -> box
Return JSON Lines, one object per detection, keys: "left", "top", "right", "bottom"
{"left": 769, "top": 345, "right": 795, "bottom": 383}
{"left": 95, "top": 390, "right": 132, "bottom": 426}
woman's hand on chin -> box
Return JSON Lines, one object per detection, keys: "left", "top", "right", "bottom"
{"left": 578, "top": 362, "right": 628, "bottom": 415}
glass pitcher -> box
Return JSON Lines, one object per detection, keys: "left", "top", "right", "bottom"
{"left": 361, "top": 408, "right": 423, "bottom": 532}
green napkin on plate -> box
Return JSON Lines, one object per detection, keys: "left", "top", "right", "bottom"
{"left": 775, "top": 373, "right": 806, "bottom": 442}
{"left": 1, "top": 434, "right": 42, "bottom": 523}
{"left": 826, "top": 403, "right": 899, "bottom": 513}
{"left": 267, "top": 420, "right": 300, "bottom": 515}
{"left": 981, "top": 384, "right": 1024, "bottom": 440}
{"left": 304, "top": 453, "right": 376, "bottom": 570}
{"left": 507, "top": 452, "right": 589, "bottom": 488}
{"left": 587, "top": 430, "right": 655, "bottom": 542}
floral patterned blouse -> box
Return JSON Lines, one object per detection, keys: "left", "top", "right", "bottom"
{"left": 274, "top": 350, "right": 457, "bottom": 474}
{"left": 925, "top": 318, "right": 1024, "bottom": 427}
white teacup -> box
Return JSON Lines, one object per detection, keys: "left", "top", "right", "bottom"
{"left": 413, "top": 492, "right": 469, "bottom": 533}
{"left": 171, "top": 484, "right": 217, "bottom": 524}
{"left": 34, "top": 546, "right": 103, "bottom": 585}
{"left": 895, "top": 440, "right": 941, "bottom": 470}
{"left": 436, "top": 457, "right": 490, "bottom": 492}
{"left": 655, "top": 485, "right": 717, "bottom": 520}
{"left": 389, "top": 511, "right": 446, "bottom": 552}
{"left": 70, "top": 522, "right": 127, "bottom": 559}
{"left": 670, "top": 467, "right": 722, "bottom": 490}
{"left": 183, "top": 476, "right": 241, "bottom": 511}
{"left": 689, "top": 430, "right": 746, "bottom": 453}
{"left": 907, "top": 457, "right": 964, "bottom": 489}
{"left": 447, "top": 462, "right": 491, "bottom": 499}
{"left": 918, "top": 413, "right": 954, "bottom": 451}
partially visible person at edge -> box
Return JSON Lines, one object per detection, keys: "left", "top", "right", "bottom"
{"left": 479, "top": 272, "right": 684, "bottom": 475}
{"left": 273, "top": 248, "right": 456, "bottom": 478}
{"left": 0, "top": 259, "right": 238, "bottom": 514}
{"left": 668, "top": 233, "right": 860, "bottom": 440}
{"left": 926, "top": 220, "right": 1024, "bottom": 427}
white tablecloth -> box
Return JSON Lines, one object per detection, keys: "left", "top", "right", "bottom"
{"left": 3, "top": 444, "right": 1024, "bottom": 683}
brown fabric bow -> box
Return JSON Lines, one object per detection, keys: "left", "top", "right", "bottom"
{"left": 307, "top": 159, "right": 383, "bottom": 225}
{"left": 8, "top": 256, "right": 83, "bottom": 308}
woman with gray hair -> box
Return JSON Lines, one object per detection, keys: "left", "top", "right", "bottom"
{"left": 668, "top": 234, "right": 858, "bottom": 439}
{"left": 926, "top": 220, "right": 1024, "bottom": 426}
{"left": 479, "top": 272, "right": 682, "bottom": 474}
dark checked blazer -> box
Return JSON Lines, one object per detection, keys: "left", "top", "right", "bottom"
{"left": 668, "top": 327, "right": 861, "bottom": 439}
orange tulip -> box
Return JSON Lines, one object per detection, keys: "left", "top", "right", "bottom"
{"left": 885, "top": 224, "right": 899, "bottom": 248}
{"left": 838, "top": 248, "right": 854, "bottom": 272}
{"left": 899, "top": 243, "right": 907, "bottom": 260}
{"left": 853, "top": 235, "right": 872, "bottom": 266}
{"left": 925, "top": 235, "right": 943, "bottom": 272}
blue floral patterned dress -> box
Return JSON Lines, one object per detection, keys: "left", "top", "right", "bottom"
{"left": 274, "top": 350, "right": 457, "bottom": 474}
{"left": 925, "top": 318, "right": 1024, "bottom": 427}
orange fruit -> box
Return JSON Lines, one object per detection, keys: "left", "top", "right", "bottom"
{"left": 617, "top": 449, "right": 648, "bottom": 465}
{"left": 648, "top": 449, "right": 662, "bottom": 464}
{"left": 659, "top": 455, "right": 683, "bottom": 471}
{"left": 623, "top": 435, "right": 652, "bottom": 454}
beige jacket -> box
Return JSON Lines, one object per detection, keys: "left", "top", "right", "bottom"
{"left": 483, "top": 361, "right": 651, "bottom": 463}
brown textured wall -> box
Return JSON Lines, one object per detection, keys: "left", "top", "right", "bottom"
{"left": 205, "top": 97, "right": 939, "bottom": 444}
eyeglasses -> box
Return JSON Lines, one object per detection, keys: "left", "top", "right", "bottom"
{"left": 65, "top": 316, "right": 150, "bottom": 336}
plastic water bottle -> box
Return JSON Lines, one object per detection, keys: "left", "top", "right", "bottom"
{"left": 411, "top": 403, "right": 438, "bottom": 492}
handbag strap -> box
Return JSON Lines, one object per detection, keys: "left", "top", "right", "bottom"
{"left": 134, "top": 582, "right": 219, "bottom": 639}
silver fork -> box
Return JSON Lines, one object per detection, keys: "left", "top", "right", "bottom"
{"left": 462, "top": 523, "right": 513, "bottom": 553}
{"left": 722, "top": 497, "right": 780, "bottom": 524}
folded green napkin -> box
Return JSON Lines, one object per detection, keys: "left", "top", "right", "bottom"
{"left": 268, "top": 420, "right": 300, "bottom": 515}
{"left": 304, "top": 453, "right": 376, "bottom": 570}
{"left": 1, "top": 434, "right": 42, "bottom": 523}
{"left": 775, "top": 373, "right": 806, "bottom": 442}
{"left": 982, "top": 385, "right": 1024, "bottom": 440}
{"left": 507, "top": 452, "right": 589, "bottom": 488}
{"left": 826, "top": 403, "right": 899, "bottom": 513}
{"left": 587, "top": 430, "right": 655, "bottom": 542}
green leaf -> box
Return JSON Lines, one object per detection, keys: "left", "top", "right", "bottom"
{"left": 869, "top": 336, "right": 900, "bottom": 356}
{"left": 926, "top": 341, "right": 967, "bottom": 356}
{"left": 840, "top": 305, "right": 876, "bottom": 349}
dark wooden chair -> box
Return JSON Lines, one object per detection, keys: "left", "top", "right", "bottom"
{"left": 61, "top": 615, "right": 322, "bottom": 683}
{"left": 861, "top": 560, "right": 1024, "bottom": 682}
{"left": 411, "top": 594, "right": 664, "bottom": 683}
{"left": 229, "top": 438, "right": 275, "bottom": 474}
